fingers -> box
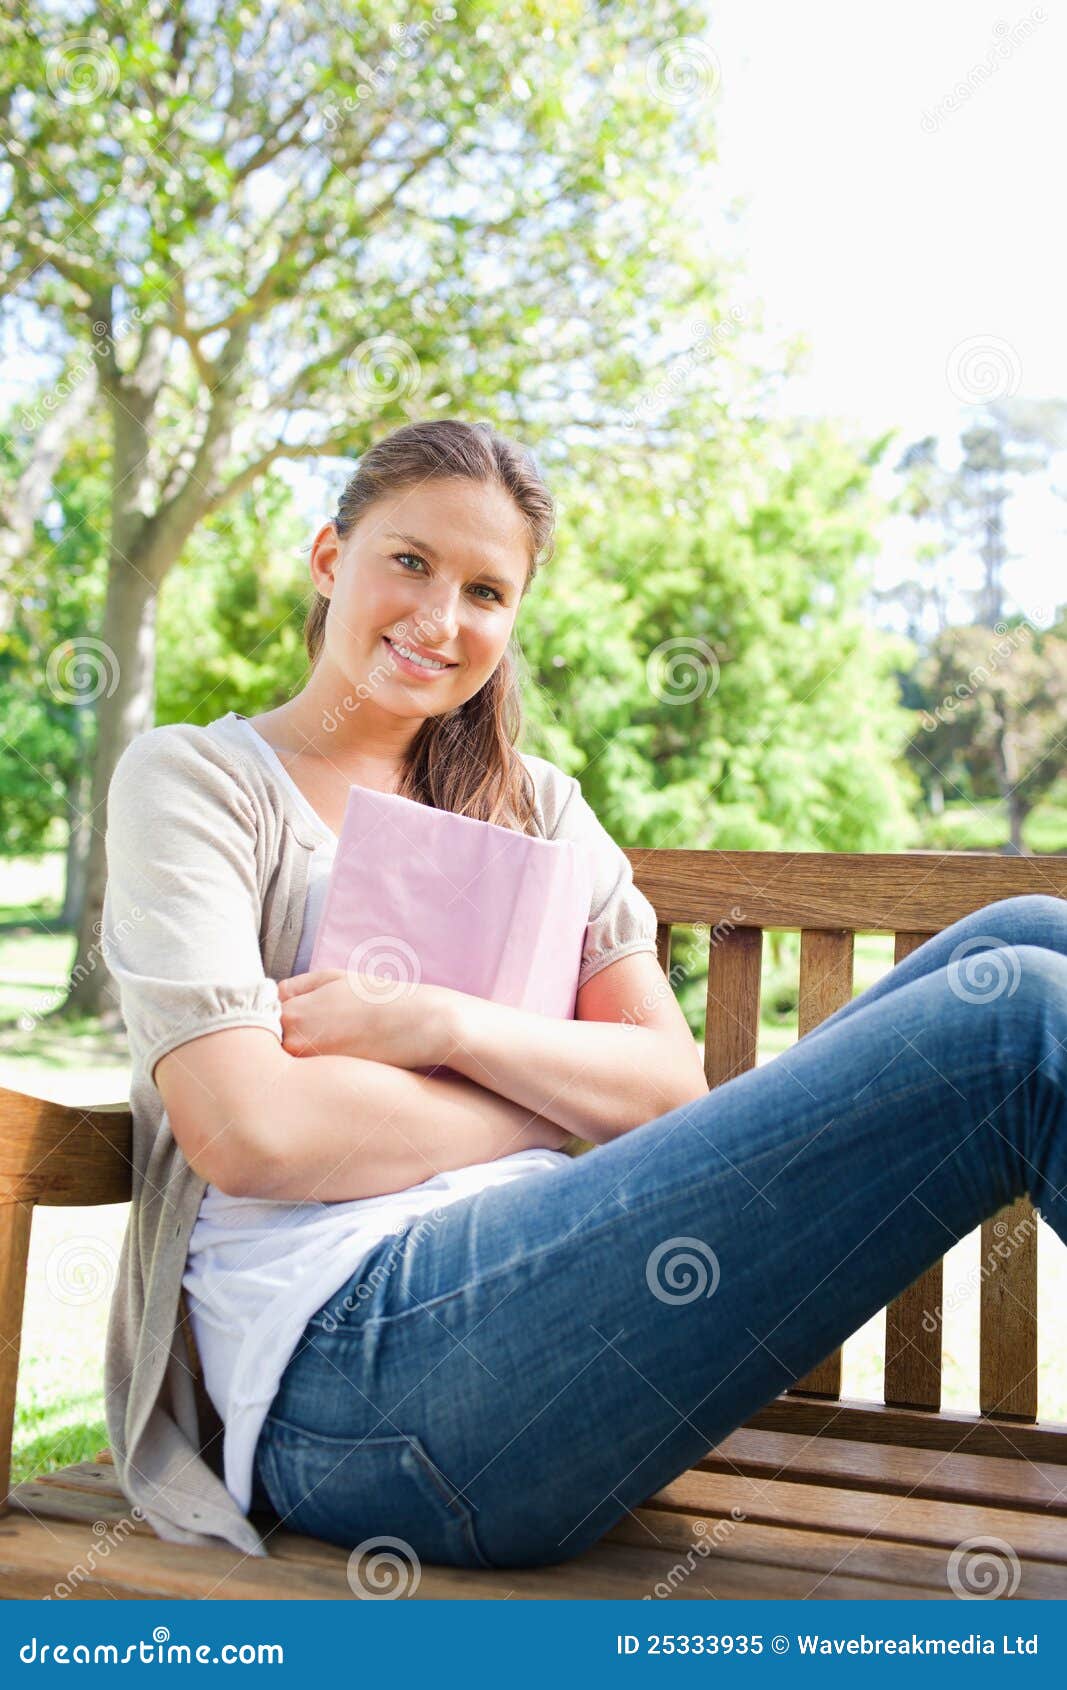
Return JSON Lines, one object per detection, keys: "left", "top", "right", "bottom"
{"left": 278, "top": 971, "right": 331, "bottom": 1000}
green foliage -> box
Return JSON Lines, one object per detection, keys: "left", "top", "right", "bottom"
{"left": 0, "top": 423, "right": 109, "bottom": 853}
{"left": 908, "top": 616, "right": 1067, "bottom": 823}
{"left": 519, "top": 419, "right": 922, "bottom": 852}
{"left": 155, "top": 478, "right": 315, "bottom": 724}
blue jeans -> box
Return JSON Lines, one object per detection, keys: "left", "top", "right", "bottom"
{"left": 251, "top": 894, "right": 1067, "bottom": 1569}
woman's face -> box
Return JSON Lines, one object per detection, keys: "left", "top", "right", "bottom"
{"left": 310, "top": 477, "right": 532, "bottom": 724}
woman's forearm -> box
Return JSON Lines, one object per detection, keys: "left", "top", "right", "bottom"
{"left": 248, "top": 1051, "right": 572, "bottom": 1203}
{"left": 435, "top": 992, "right": 709, "bottom": 1144}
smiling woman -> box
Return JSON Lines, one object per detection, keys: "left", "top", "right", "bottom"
{"left": 248, "top": 420, "right": 554, "bottom": 825}
{"left": 99, "top": 419, "right": 1067, "bottom": 1581}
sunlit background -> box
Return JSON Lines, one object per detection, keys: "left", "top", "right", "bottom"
{"left": 1, "top": 0, "right": 1064, "bottom": 1500}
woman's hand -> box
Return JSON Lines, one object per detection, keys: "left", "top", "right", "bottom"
{"left": 277, "top": 968, "right": 455, "bottom": 1070}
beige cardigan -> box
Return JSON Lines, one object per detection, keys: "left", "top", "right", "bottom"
{"left": 100, "top": 709, "right": 659, "bottom": 1555}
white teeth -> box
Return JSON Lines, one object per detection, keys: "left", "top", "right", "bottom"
{"left": 389, "top": 639, "right": 449, "bottom": 670}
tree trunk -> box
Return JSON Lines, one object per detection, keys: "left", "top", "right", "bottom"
{"left": 62, "top": 554, "right": 160, "bottom": 1018}
{"left": 1006, "top": 792, "right": 1029, "bottom": 856}
{"left": 59, "top": 723, "right": 91, "bottom": 932}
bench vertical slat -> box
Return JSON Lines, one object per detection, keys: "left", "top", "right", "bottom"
{"left": 980, "top": 1196, "right": 1039, "bottom": 1420}
{"left": 655, "top": 921, "right": 672, "bottom": 978}
{"left": 0, "top": 1200, "right": 34, "bottom": 1510}
{"left": 704, "top": 926, "right": 762, "bottom": 1089}
{"left": 884, "top": 932, "right": 944, "bottom": 1411}
{"left": 788, "top": 929, "right": 855, "bottom": 1399}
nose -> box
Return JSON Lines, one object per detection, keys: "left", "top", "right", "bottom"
{"left": 417, "top": 584, "right": 462, "bottom": 647}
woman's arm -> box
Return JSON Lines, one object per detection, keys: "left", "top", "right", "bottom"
{"left": 158, "top": 1026, "right": 571, "bottom": 1204}
{"left": 433, "top": 951, "right": 710, "bottom": 1145}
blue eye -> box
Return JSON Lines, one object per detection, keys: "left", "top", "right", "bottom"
{"left": 392, "top": 553, "right": 503, "bottom": 602}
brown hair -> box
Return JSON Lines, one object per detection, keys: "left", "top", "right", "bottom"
{"left": 302, "top": 419, "right": 555, "bottom": 832}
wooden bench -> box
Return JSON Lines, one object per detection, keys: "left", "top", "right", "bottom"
{"left": 2, "top": 848, "right": 1066, "bottom": 1599}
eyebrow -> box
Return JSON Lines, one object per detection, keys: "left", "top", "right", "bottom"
{"left": 383, "top": 530, "right": 518, "bottom": 591}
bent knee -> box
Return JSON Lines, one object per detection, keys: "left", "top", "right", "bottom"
{"left": 980, "top": 892, "right": 1067, "bottom": 934}
{"left": 946, "top": 941, "right": 1067, "bottom": 1014}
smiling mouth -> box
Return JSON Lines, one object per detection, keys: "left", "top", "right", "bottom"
{"left": 382, "top": 636, "right": 458, "bottom": 674}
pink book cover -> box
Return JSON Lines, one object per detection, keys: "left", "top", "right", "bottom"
{"left": 309, "top": 784, "right": 594, "bottom": 1076}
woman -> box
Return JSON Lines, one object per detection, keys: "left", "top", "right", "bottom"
{"left": 102, "top": 417, "right": 1067, "bottom": 1574}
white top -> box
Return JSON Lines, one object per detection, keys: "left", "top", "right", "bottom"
{"left": 181, "top": 717, "right": 570, "bottom": 1515}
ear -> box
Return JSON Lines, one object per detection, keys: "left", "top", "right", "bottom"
{"left": 309, "top": 520, "right": 342, "bottom": 599}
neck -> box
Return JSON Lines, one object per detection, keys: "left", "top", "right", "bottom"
{"left": 278, "top": 656, "right": 425, "bottom": 768}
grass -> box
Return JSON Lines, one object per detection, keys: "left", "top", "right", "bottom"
{"left": 921, "top": 791, "right": 1067, "bottom": 854}
{"left": 2, "top": 820, "right": 1067, "bottom": 1494}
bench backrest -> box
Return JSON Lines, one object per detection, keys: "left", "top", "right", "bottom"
{"left": 625, "top": 846, "right": 1067, "bottom": 1425}
{"left": 2, "top": 847, "right": 1065, "bottom": 1502}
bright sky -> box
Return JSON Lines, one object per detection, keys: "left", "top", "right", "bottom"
{"left": 708, "top": 0, "right": 1066, "bottom": 626}
{"left": 3, "top": 1, "right": 1063, "bottom": 629}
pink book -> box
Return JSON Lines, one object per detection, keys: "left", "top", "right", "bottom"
{"left": 309, "top": 784, "right": 594, "bottom": 1076}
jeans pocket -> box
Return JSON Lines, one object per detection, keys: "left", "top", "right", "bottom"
{"left": 255, "top": 1412, "right": 492, "bottom": 1574}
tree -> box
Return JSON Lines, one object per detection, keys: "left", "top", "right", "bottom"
{"left": 908, "top": 617, "right": 1067, "bottom": 853}
{"left": 0, "top": 0, "right": 734, "bottom": 1013}
{"left": 520, "top": 415, "right": 921, "bottom": 855}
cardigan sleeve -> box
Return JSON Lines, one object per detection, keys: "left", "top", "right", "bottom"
{"left": 550, "top": 772, "right": 660, "bottom": 992}
{"left": 101, "top": 725, "right": 283, "bottom": 1086}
